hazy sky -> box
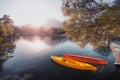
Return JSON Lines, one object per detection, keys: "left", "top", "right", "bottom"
{"left": 0, "top": 0, "right": 64, "bottom": 26}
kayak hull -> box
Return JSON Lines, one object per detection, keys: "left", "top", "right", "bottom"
{"left": 51, "top": 56, "right": 97, "bottom": 71}
{"left": 64, "top": 54, "right": 107, "bottom": 65}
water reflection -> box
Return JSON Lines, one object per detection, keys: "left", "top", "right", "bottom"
{"left": 0, "top": 39, "right": 15, "bottom": 72}
{"left": 0, "top": 74, "right": 33, "bottom": 80}
{"left": 0, "top": 36, "right": 117, "bottom": 79}
{"left": 93, "top": 45, "right": 112, "bottom": 57}
{"left": 17, "top": 37, "right": 50, "bottom": 51}
{"left": 0, "top": 62, "right": 3, "bottom": 72}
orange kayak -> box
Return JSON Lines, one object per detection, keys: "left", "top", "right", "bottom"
{"left": 64, "top": 54, "right": 107, "bottom": 65}
{"left": 51, "top": 56, "right": 97, "bottom": 71}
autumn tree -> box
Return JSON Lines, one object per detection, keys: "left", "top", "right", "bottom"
{"left": 0, "top": 15, "right": 15, "bottom": 39}
{"left": 0, "top": 15, "right": 15, "bottom": 55}
{"left": 62, "top": 0, "right": 120, "bottom": 48}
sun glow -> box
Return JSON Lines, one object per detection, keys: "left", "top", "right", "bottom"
{"left": 16, "top": 37, "right": 51, "bottom": 54}
{"left": 31, "top": 40, "right": 47, "bottom": 49}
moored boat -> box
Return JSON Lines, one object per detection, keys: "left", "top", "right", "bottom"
{"left": 64, "top": 54, "right": 107, "bottom": 65}
{"left": 51, "top": 56, "right": 97, "bottom": 71}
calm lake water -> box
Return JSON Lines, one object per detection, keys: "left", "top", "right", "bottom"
{"left": 0, "top": 36, "right": 120, "bottom": 80}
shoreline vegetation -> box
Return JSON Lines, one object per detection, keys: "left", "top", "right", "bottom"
{"left": 0, "top": 15, "right": 15, "bottom": 60}
{"left": 0, "top": 15, "right": 65, "bottom": 61}
{"left": 0, "top": 0, "right": 120, "bottom": 64}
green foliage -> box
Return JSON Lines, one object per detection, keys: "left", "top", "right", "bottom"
{"left": 0, "top": 15, "right": 15, "bottom": 55}
{"left": 62, "top": 0, "right": 120, "bottom": 48}
{"left": 49, "top": 28, "right": 64, "bottom": 39}
{"left": 0, "top": 15, "right": 15, "bottom": 38}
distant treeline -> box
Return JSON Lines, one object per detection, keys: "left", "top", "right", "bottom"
{"left": 14, "top": 26, "right": 65, "bottom": 37}
{"left": 0, "top": 14, "right": 65, "bottom": 56}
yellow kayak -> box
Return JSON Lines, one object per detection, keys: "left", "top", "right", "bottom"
{"left": 50, "top": 56, "right": 97, "bottom": 71}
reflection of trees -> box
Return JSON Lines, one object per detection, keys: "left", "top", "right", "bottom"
{"left": 43, "top": 36, "right": 67, "bottom": 46}
{"left": 0, "top": 41, "right": 15, "bottom": 71}
{"left": 0, "top": 41, "right": 15, "bottom": 53}
{"left": 0, "top": 61, "right": 3, "bottom": 71}
{"left": 62, "top": 0, "right": 120, "bottom": 48}
{"left": 17, "top": 36, "right": 67, "bottom": 46}
{"left": 93, "top": 46, "right": 112, "bottom": 56}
